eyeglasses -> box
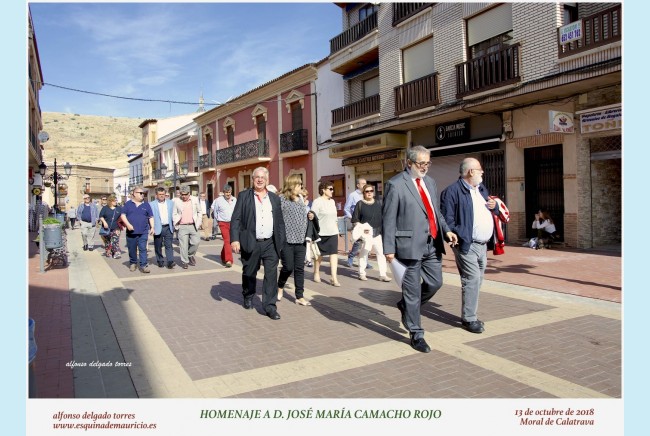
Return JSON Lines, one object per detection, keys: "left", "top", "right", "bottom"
{"left": 134, "top": 191, "right": 144, "bottom": 195}
{"left": 83, "top": 197, "right": 90, "bottom": 200}
{"left": 470, "top": 168, "right": 484, "bottom": 173}
{"left": 411, "top": 161, "right": 432, "bottom": 168}
{"left": 364, "top": 190, "right": 374, "bottom": 193}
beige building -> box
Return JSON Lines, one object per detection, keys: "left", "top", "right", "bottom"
{"left": 28, "top": 8, "right": 45, "bottom": 205}
{"left": 40, "top": 164, "right": 115, "bottom": 211}
{"left": 327, "top": 2, "right": 621, "bottom": 249}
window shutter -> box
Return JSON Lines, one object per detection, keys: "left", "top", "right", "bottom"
{"left": 402, "top": 38, "right": 434, "bottom": 83}
{"left": 467, "top": 3, "right": 512, "bottom": 46}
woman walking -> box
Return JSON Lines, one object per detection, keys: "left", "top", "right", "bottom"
{"left": 351, "top": 184, "right": 391, "bottom": 282}
{"left": 277, "top": 175, "right": 314, "bottom": 306}
{"left": 99, "top": 195, "right": 123, "bottom": 258}
{"left": 310, "top": 181, "right": 341, "bottom": 286}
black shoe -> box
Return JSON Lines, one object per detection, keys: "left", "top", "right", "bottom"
{"left": 243, "top": 298, "right": 253, "bottom": 310}
{"left": 267, "top": 311, "right": 281, "bottom": 320}
{"left": 88, "top": 246, "right": 94, "bottom": 251}
{"left": 396, "top": 300, "right": 407, "bottom": 329}
{"left": 180, "top": 262, "right": 188, "bottom": 269}
{"left": 188, "top": 256, "right": 196, "bottom": 266}
{"left": 157, "top": 261, "right": 164, "bottom": 268}
{"left": 410, "top": 336, "right": 431, "bottom": 353}
{"left": 167, "top": 262, "right": 175, "bottom": 269}
{"left": 83, "top": 245, "right": 88, "bottom": 251}
{"left": 462, "top": 320, "right": 485, "bottom": 334}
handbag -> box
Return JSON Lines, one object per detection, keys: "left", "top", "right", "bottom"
{"left": 100, "top": 209, "right": 117, "bottom": 236}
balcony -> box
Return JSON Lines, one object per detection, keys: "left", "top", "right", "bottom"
{"left": 332, "top": 94, "right": 380, "bottom": 126}
{"left": 129, "top": 175, "right": 143, "bottom": 186}
{"left": 215, "top": 139, "right": 270, "bottom": 169}
{"left": 455, "top": 43, "right": 521, "bottom": 98}
{"left": 280, "top": 129, "right": 309, "bottom": 157}
{"left": 394, "top": 73, "right": 440, "bottom": 115}
{"left": 392, "top": 3, "right": 433, "bottom": 26}
{"left": 198, "top": 153, "right": 215, "bottom": 170}
{"left": 558, "top": 5, "right": 621, "bottom": 58}
{"left": 152, "top": 168, "right": 165, "bottom": 180}
{"left": 330, "top": 12, "right": 378, "bottom": 54}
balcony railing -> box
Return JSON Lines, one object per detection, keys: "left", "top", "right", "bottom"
{"left": 280, "top": 129, "right": 309, "bottom": 153}
{"left": 330, "top": 12, "right": 378, "bottom": 54}
{"left": 394, "top": 73, "right": 440, "bottom": 115}
{"left": 332, "top": 94, "right": 380, "bottom": 126}
{"left": 129, "top": 175, "right": 143, "bottom": 186}
{"left": 392, "top": 3, "right": 433, "bottom": 26}
{"left": 198, "top": 153, "right": 214, "bottom": 169}
{"left": 558, "top": 5, "right": 621, "bottom": 58}
{"left": 152, "top": 169, "right": 164, "bottom": 180}
{"left": 455, "top": 43, "right": 521, "bottom": 98}
{"left": 215, "top": 139, "right": 269, "bottom": 166}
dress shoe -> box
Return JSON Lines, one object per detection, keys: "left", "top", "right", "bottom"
{"left": 83, "top": 245, "right": 88, "bottom": 251}
{"left": 188, "top": 256, "right": 196, "bottom": 266}
{"left": 225, "top": 261, "right": 232, "bottom": 268}
{"left": 379, "top": 276, "right": 392, "bottom": 282}
{"left": 139, "top": 266, "right": 150, "bottom": 274}
{"left": 359, "top": 274, "right": 367, "bottom": 281}
{"left": 462, "top": 320, "right": 485, "bottom": 334}
{"left": 410, "top": 336, "right": 431, "bottom": 353}
{"left": 296, "top": 298, "right": 312, "bottom": 306}
{"left": 179, "top": 262, "right": 189, "bottom": 269}
{"left": 167, "top": 262, "right": 175, "bottom": 269}
{"left": 157, "top": 261, "right": 164, "bottom": 268}
{"left": 267, "top": 311, "right": 281, "bottom": 320}
{"left": 396, "top": 300, "right": 407, "bottom": 329}
{"left": 129, "top": 264, "right": 137, "bottom": 272}
{"left": 88, "top": 246, "right": 94, "bottom": 251}
{"left": 243, "top": 298, "right": 253, "bottom": 310}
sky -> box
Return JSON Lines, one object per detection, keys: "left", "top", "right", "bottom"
{"left": 30, "top": 2, "right": 342, "bottom": 119}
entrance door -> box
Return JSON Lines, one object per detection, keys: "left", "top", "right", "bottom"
{"left": 524, "top": 145, "right": 564, "bottom": 240}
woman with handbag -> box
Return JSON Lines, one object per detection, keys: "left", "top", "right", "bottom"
{"left": 276, "top": 174, "right": 315, "bottom": 306}
{"left": 99, "top": 195, "right": 123, "bottom": 259}
{"left": 351, "top": 184, "right": 390, "bottom": 282}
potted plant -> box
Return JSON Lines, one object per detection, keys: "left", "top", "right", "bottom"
{"left": 42, "top": 217, "right": 64, "bottom": 249}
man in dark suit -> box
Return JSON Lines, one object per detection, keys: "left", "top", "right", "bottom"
{"left": 383, "top": 145, "right": 458, "bottom": 353}
{"left": 231, "top": 167, "right": 286, "bottom": 320}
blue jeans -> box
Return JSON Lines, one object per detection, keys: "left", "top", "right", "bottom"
{"left": 126, "top": 232, "right": 149, "bottom": 267}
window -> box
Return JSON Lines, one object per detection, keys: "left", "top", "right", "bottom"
{"left": 402, "top": 38, "right": 434, "bottom": 83}
{"left": 359, "top": 4, "right": 378, "bottom": 21}
{"left": 206, "top": 134, "right": 213, "bottom": 155}
{"left": 563, "top": 3, "right": 578, "bottom": 25}
{"left": 291, "top": 102, "right": 303, "bottom": 131}
{"left": 363, "top": 75, "right": 380, "bottom": 97}
{"left": 467, "top": 3, "right": 513, "bottom": 58}
{"left": 226, "top": 126, "right": 234, "bottom": 147}
{"left": 256, "top": 115, "right": 266, "bottom": 143}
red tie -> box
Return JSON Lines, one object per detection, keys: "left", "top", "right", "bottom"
{"left": 416, "top": 178, "right": 438, "bottom": 240}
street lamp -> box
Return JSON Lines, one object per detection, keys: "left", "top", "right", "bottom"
{"left": 160, "top": 159, "right": 189, "bottom": 196}
{"left": 39, "top": 159, "right": 72, "bottom": 212}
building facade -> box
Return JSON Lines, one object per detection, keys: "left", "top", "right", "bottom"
{"left": 28, "top": 8, "right": 45, "bottom": 207}
{"left": 194, "top": 63, "right": 321, "bottom": 199}
{"left": 327, "top": 2, "right": 621, "bottom": 248}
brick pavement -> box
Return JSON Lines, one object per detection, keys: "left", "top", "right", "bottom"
{"left": 28, "top": 228, "right": 621, "bottom": 399}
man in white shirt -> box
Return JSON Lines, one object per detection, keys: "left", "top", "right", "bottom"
{"left": 212, "top": 184, "right": 237, "bottom": 267}
{"left": 150, "top": 187, "right": 176, "bottom": 269}
{"left": 199, "top": 192, "right": 214, "bottom": 241}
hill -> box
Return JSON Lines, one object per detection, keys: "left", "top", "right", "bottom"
{"left": 41, "top": 112, "right": 143, "bottom": 170}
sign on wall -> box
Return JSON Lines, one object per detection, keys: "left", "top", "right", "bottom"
{"left": 580, "top": 105, "right": 622, "bottom": 134}
{"left": 559, "top": 21, "right": 583, "bottom": 45}
{"left": 549, "top": 111, "right": 575, "bottom": 133}
{"left": 435, "top": 118, "right": 470, "bottom": 146}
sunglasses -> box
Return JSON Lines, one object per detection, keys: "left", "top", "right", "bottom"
{"left": 364, "top": 190, "right": 374, "bottom": 193}
{"left": 134, "top": 192, "right": 144, "bottom": 194}
{"left": 326, "top": 187, "right": 334, "bottom": 191}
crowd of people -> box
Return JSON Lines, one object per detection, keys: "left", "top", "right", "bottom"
{"left": 66, "top": 147, "right": 527, "bottom": 353}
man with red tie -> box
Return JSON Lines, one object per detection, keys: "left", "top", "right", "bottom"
{"left": 383, "top": 145, "right": 458, "bottom": 353}
{"left": 441, "top": 157, "right": 498, "bottom": 334}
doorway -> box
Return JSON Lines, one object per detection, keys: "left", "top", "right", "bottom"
{"left": 524, "top": 144, "right": 564, "bottom": 240}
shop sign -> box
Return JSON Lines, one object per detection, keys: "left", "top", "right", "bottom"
{"left": 549, "top": 111, "right": 575, "bottom": 133}
{"left": 580, "top": 106, "right": 622, "bottom": 134}
{"left": 342, "top": 149, "right": 399, "bottom": 166}
{"left": 559, "top": 21, "right": 583, "bottom": 45}
{"left": 435, "top": 118, "right": 470, "bottom": 146}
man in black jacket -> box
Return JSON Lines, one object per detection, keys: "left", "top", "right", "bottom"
{"left": 230, "top": 167, "right": 286, "bottom": 320}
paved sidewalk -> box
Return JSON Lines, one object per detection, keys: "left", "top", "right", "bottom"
{"left": 28, "top": 228, "right": 621, "bottom": 399}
